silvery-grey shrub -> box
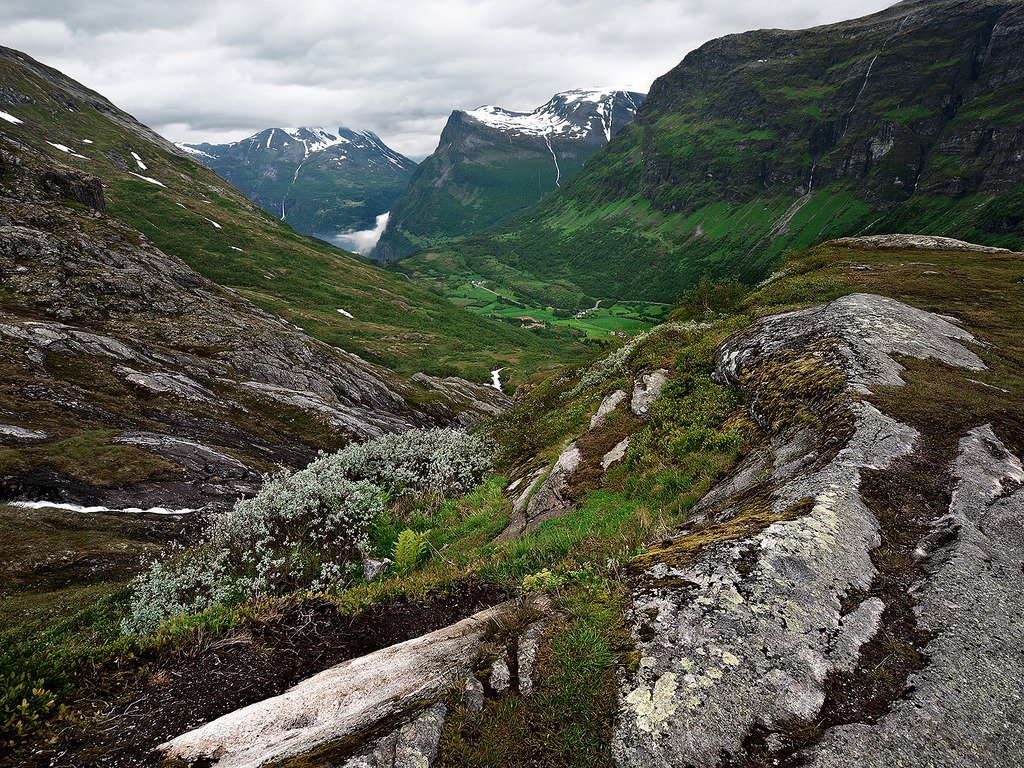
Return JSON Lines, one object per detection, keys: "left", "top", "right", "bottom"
{"left": 123, "top": 429, "right": 491, "bottom": 635}
{"left": 311, "top": 427, "right": 492, "bottom": 497}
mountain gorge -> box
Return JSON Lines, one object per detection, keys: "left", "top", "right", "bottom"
{"left": 182, "top": 127, "right": 417, "bottom": 247}
{"left": 374, "top": 89, "right": 644, "bottom": 260}
{"left": 410, "top": 0, "right": 1024, "bottom": 306}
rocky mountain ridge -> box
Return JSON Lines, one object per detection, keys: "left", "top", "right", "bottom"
{"left": 374, "top": 88, "right": 644, "bottom": 260}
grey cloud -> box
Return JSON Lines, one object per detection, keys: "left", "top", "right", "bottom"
{"left": 1, "top": 0, "right": 897, "bottom": 156}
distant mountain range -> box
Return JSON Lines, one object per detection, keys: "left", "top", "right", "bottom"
{"left": 373, "top": 89, "right": 645, "bottom": 260}
{"left": 180, "top": 127, "right": 417, "bottom": 247}
{"left": 407, "top": 0, "right": 1024, "bottom": 306}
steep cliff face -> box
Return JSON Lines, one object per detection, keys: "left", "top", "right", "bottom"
{"left": 419, "top": 0, "right": 1024, "bottom": 305}
{"left": 0, "top": 134, "right": 508, "bottom": 511}
{"left": 375, "top": 89, "right": 644, "bottom": 260}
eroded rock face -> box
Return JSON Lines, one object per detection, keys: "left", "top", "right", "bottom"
{"left": 803, "top": 424, "right": 1024, "bottom": 767}
{"left": 411, "top": 372, "right": 512, "bottom": 425}
{"left": 613, "top": 293, "right": 1017, "bottom": 767}
{"left": 37, "top": 169, "right": 105, "bottom": 212}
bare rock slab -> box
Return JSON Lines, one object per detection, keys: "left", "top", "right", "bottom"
{"left": 614, "top": 293, "right": 999, "bottom": 767}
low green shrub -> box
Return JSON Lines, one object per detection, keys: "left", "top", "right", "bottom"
{"left": 1, "top": 671, "right": 63, "bottom": 747}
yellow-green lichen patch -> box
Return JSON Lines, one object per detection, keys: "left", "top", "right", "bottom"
{"left": 623, "top": 671, "right": 680, "bottom": 734}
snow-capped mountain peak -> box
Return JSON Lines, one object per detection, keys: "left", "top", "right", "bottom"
{"left": 464, "top": 89, "right": 645, "bottom": 141}
{"left": 178, "top": 125, "right": 417, "bottom": 242}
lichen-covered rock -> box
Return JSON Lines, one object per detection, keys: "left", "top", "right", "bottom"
{"left": 516, "top": 620, "right": 546, "bottom": 696}
{"left": 631, "top": 370, "right": 669, "bottom": 417}
{"left": 613, "top": 293, "right": 1003, "bottom": 767}
{"left": 340, "top": 704, "right": 448, "bottom": 768}
{"left": 591, "top": 389, "right": 627, "bottom": 429}
{"left": 803, "top": 424, "right": 1024, "bottom": 767}
{"left": 828, "top": 233, "right": 1012, "bottom": 253}
{"left": 462, "top": 675, "right": 485, "bottom": 712}
{"left": 499, "top": 443, "right": 581, "bottom": 540}
{"left": 602, "top": 437, "right": 630, "bottom": 470}
{"left": 361, "top": 557, "right": 392, "bottom": 582}
{"left": 490, "top": 650, "right": 512, "bottom": 693}
{"left": 715, "top": 293, "right": 983, "bottom": 397}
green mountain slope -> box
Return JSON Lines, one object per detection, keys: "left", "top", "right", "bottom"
{"left": 375, "top": 90, "right": 644, "bottom": 261}
{"left": 182, "top": 127, "right": 416, "bottom": 245}
{"left": 0, "top": 46, "right": 572, "bottom": 381}
{"left": 408, "top": 0, "right": 1024, "bottom": 307}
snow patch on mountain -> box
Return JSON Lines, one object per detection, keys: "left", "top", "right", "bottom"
{"left": 129, "top": 172, "right": 166, "bottom": 187}
{"left": 0, "top": 110, "right": 22, "bottom": 124}
{"left": 465, "top": 89, "right": 642, "bottom": 140}
{"left": 46, "top": 141, "right": 88, "bottom": 159}
{"left": 176, "top": 142, "right": 215, "bottom": 159}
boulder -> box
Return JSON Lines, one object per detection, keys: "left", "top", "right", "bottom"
{"left": 590, "top": 389, "right": 627, "bottom": 429}
{"left": 631, "top": 370, "right": 669, "bottom": 417}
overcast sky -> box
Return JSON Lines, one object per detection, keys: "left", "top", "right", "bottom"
{"left": 3, "top": 0, "right": 896, "bottom": 158}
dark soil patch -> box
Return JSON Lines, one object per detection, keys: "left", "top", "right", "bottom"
{"left": 9, "top": 583, "right": 507, "bottom": 768}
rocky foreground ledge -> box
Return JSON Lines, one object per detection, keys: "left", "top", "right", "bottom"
{"left": 615, "top": 293, "right": 1023, "bottom": 766}
{"left": 159, "top": 596, "right": 550, "bottom": 767}
{"left": 155, "top": 293, "right": 1023, "bottom": 768}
